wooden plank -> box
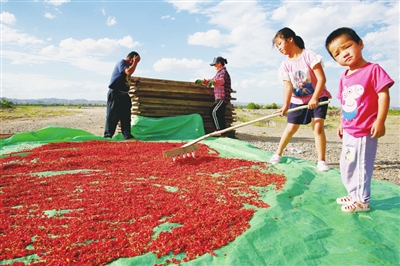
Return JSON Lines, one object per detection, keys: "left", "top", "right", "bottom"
{"left": 130, "top": 77, "right": 237, "bottom": 94}
{"left": 134, "top": 97, "right": 214, "bottom": 107}
{"left": 131, "top": 81, "right": 206, "bottom": 91}
{"left": 131, "top": 76, "right": 197, "bottom": 87}
{"left": 130, "top": 90, "right": 216, "bottom": 101}
{"left": 131, "top": 103, "right": 236, "bottom": 113}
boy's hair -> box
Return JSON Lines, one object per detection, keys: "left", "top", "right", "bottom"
{"left": 273, "top": 27, "right": 305, "bottom": 49}
{"left": 325, "top": 27, "right": 362, "bottom": 58}
{"left": 127, "top": 51, "right": 139, "bottom": 59}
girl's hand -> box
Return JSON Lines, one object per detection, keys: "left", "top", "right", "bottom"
{"left": 337, "top": 125, "right": 343, "bottom": 139}
{"left": 371, "top": 120, "right": 386, "bottom": 138}
{"left": 308, "top": 98, "right": 319, "bottom": 109}
{"left": 275, "top": 105, "right": 289, "bottom": 116}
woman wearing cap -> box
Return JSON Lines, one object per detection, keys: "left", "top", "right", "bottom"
{"left": 197, "top": 56, "right": 232, "bottom": 136}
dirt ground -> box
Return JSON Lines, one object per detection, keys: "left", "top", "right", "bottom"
{"left": 233, "top": 109, "right": 399, "bottom": 185}
{"left": 1, "top": 106, "right": 399, "bottom": 184}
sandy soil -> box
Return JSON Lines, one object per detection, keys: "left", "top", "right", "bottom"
{"left": 233, "top": 109, "right": 399, "bottom": 185}
{"left": 1, "top": 106, "right": 399, "bottom": 184}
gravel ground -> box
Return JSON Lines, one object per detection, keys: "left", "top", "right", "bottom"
{"left": 233, "top": 109, "right": 399, "bottom": 185}
{"left": 1, "top": 106, "right": 399, "bottom": 184}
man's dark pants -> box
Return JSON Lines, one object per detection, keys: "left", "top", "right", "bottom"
{"left": 104, "top": 89, "right": 132, "bottom": 139}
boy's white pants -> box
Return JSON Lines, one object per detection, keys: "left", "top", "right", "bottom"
{"left": 340, "top": 130, "right": 378, "bottom": 203}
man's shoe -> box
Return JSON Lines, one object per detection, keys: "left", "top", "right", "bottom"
{"left": 124, "top": 134, "right": 134, "bottom": 140}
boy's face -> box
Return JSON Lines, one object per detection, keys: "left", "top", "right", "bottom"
{"left": 328, "top": 36, "right": 363, "bottom": 67}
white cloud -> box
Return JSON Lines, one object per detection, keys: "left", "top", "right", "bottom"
{"left": 106, "top": 16, "right": 117, "bottom": 26}
{"left": 164, "top": 0, "right": 202, "bottom": 13}
{"left": 188, "top": 29, "right": 228, "bottom": 48}
{"left": 2, "top": 72, "right": 107, "bottom": 100}
{"left": 40, "top": 36, "right": 140, "bottom": 58}
{"left": 161, "top": 15, "right": 175, "bottom": 20}
{"left": 270, "top": 5, "right": 288, "bottom": 21}
{"left": 363, "top": 25, "right": 398, "bottom": 62}
{"left": 44, "top": 12, "right": 56, "bottom": 19}
{"left": 102, "top": 9, "right": 106, "bottom": 16}
{"left": 1, "top": 24, "right": 45, "bottom": 46}
{"left": 371, "top": 53, "right": 384, "bottom": 61}
{"left": 3, "top": 49, "right": 47, "bottom": 66}
{"left": 272, "top": 1, "right": 399, "bottom": 50}
{"left": 44, "top": 0, "right": 70, "bottom": 6}
{"left": 2, "top": 33, "right": 141, "bottom": 77}
{"left": 1, "top": 11, "right": 16, "bottom": 24}
{"left": 188, "top": 1, "right": 276, "bottom": 67}
{"left": 153, "top": 58, "right": 203, "bottom": 72}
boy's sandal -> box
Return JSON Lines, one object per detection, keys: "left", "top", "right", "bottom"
{"left": 336, "top": 195, "right": 352, "bottom": 205}
{"left": 341, "top": 201, "right": 370, "bottom": 213}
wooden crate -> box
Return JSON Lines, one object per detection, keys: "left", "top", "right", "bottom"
{"left": 128, "top": 77, "right": 236, "bottom": 134}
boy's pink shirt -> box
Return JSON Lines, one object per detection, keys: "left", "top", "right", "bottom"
{"left": 336, "top": 62, "right": 394, "bottom": 137}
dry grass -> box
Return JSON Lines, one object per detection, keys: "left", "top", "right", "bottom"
{"left": 0, "top": 106, "right": 82, "bottom": 120}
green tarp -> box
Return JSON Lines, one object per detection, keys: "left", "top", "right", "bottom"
{"left": 1, "top": 114, "right": 399, "bottom": 265}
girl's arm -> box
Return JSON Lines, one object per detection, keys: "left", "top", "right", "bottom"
{"left": 371, "top": 87, "right": 390, "bottom": 138}
{"left": 309, "top": 62, "right": 326, "bottom": 109}
{"left": 277, "top": 80, "right": 292, "bottom": 116}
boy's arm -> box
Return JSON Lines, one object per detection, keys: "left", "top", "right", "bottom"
{"left": 371, "top": 87, "right": 390, "bottom": 138}
{"left": 337, "top": 108, "right": 343, "bottom": 139}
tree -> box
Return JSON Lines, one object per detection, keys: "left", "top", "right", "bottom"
{"left": 264, "top": 103, "right": 279, "bottom": 109}
{"left": 0, "top": 98, "right": 15, "bottom": 108}
{"left": 246, "top": 102, "right": 261, "bottom": 109}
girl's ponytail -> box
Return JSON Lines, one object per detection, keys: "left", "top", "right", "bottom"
{"left": 294, "top": 35, "right": 305, "bottom": 49}
{"left": 273, "top": 27, "right": 306, "bottom": 49}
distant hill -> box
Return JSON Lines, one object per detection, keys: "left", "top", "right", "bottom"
{"left": 3, "top": 98, "right": 399, "bottom": 110}
{"left": 4, "top": 98, "right": 106, "bottom": 105}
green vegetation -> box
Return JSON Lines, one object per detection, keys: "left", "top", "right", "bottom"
{"left": 243, "top": 102, "right": 280, "bottom": 110}
{"left": 388, "top": 109, "right": 400, "bottom": 116}
{"left": 0, "top": 98, "right": 15, "bottom": 108}
{"left": 0, "top": 105, "right": 82, "bottom": 120}
{"left": 246, "top": 102, "right": 262, "bottom": 109}
{"left": 263, "top": 103, "right": 279, "bottom": 109}
{"left": 235, "top": 104, "right": 398, "bottom": 129}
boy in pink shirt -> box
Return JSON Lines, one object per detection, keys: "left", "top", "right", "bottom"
{"left": 325, "top": 27, "right": 394, "bottom": 213}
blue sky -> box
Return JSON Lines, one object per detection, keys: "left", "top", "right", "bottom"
{"left": 1, "top": 0, "right": 399, "bottom": 108}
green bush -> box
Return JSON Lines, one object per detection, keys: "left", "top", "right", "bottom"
{"left": 263, "top": 103, "right": 279, "bottom": 109}
{"left": 0, "top": 98, "right": 15, "bottom": 108}
{"left": 246, "top": 102, "right": 261, "bottom": 109}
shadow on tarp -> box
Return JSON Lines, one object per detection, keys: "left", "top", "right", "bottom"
{"left": 1, "top": 114, "right": 399, "bottom": 266}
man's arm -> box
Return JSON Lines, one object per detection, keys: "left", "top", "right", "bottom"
{"left": 125, "top": 55, "right": 141, "bottom": 76}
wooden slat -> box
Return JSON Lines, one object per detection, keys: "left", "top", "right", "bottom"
{"left": 130, "top": 103, "right": 236, "bottom": 115}
{"left": 130, "top": 90, "right": 215, "bottom": 101}
{"left": 130, "top": 76, "right": 237, "bottom": 94}
{"left": 133, "top": 97, "right": 214, "bottom": 107}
